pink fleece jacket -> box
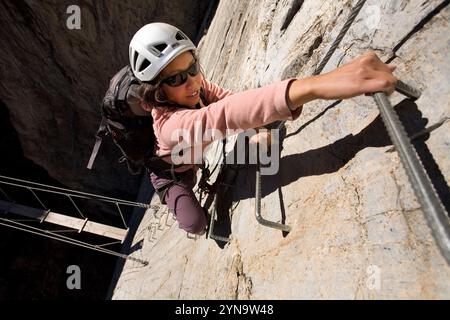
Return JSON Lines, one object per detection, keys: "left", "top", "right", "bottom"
{"left": 151, "top": 78, "right": 302, "bottom": 172}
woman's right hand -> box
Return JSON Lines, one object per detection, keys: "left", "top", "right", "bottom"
{"left": 287, "top": 52, "right": 398, "bottom": 108}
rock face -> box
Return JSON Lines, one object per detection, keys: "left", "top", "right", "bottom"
{"left": 0, "top": 0, "right": 210, "bottom": 196}
{"left": 0, "top": 0, "right": 211, "bottom": 299}
{"left": 112, "top": 0, "right": 450, "bottom": 299}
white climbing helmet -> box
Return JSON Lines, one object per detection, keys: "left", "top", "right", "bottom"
{"left": 129, "top": 22, "right": 197, "bottom": 83}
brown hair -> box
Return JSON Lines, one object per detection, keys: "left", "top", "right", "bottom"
{"left": 136, "top": 79, "right": 164, "bottom": 108}
{"left": 136, "top": 51, "right": 203, "bottom": 108}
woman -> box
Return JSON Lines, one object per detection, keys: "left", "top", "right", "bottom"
{"left": 129, "top": 22, "right": 397, "bottom": 235}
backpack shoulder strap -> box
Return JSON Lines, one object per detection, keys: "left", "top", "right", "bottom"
{"left": 117, "top": 66, "right": 139, "bottom": 104}
{"left": 87, "top": 116, "right": 108, "bottom": 169}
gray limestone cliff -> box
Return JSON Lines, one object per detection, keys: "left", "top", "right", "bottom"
{"left": 111, "top": 0, "right": 450, "bottom": 299}
{"left": 0, "top": 0, "right": 210, "bottom": 299}
{"left": 0, "top": 0, "right": 209, "bottom": 196}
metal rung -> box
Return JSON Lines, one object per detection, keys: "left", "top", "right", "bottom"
{"left": 0, "top": 200, "right": 128, "bottom": 241}
{"left": 395, "top": 80, "right": 421, "bottom": 100}
{"left": 373, "top": 85, "right": 450, "bottom": 265}
{"left": 255, "top": 168, "right": 291, "bottom": 232}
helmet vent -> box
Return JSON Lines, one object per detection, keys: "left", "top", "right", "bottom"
{"left": 176, "top": 31, "right": 187, "bottom": 41}
{"left": 154, "top": 43, "right": 168, "bottom": 53}
{"left": 133, "top": 51, "right": 139, "bottom": 70}
{"left": 139, "top": 59, "right": 151, "bottom": 72}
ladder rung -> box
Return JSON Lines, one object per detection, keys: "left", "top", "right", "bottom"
{"left": 0, "top": 200, "right": 127, "bottom": 241}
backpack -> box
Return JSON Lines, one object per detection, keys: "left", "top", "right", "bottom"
{"left": 87, "top": 65, "right": 207, "bottom": 176}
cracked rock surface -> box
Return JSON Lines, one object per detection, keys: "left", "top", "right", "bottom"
{"left": 112, "top": 0, "right": 450, "bottom": 299}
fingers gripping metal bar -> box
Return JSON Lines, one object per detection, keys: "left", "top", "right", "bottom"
{"left": 396, "top": 80, "right": 422, "bottom": 100}
{"left": 276, "top": 81, "right": 421, "bottom": 131}
{"left": 373, "top": 91, "right": 450, "bottom": 265}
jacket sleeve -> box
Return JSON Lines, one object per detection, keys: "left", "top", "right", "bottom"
{"left": 202, "top": 79, "right": 234, "bottom": 103}
{"left": 157, "top": 79, "right": 303, "bottom": 149}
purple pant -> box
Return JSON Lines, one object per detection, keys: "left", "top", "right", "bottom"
{"left": 149, "top": 169, "right": 207, "bottom": 234}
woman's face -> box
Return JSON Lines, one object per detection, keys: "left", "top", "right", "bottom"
{"left": 159, "top": 51, "right": 203, "bottom": 108}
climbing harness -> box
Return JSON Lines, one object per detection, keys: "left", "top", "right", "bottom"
{"left": 2, "top": 0, "right": 448, "bottom": 267}
{"left": 257, "top": 0, "right": 450, "bottom": 265}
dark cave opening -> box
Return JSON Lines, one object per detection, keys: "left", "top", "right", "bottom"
{"left": 0, "top": 100, "right": 122, "bottom": 300}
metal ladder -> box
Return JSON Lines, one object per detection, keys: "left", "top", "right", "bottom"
{"left": 0, "top": 175, "right": 154, "bottom": 265}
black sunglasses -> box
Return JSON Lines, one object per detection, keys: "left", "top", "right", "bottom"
{"left": 160, "top": 60, "right": 200, "bottom": 87}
